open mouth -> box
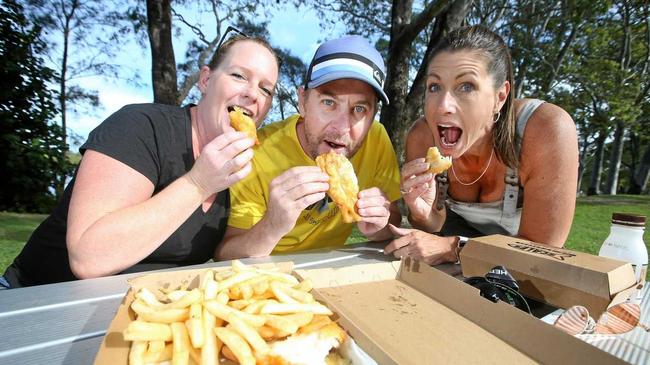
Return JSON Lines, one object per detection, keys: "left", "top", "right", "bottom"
{"left": 227, "top": 105, "right": 253, "bottom": 117}
{"left": 438, "top": 124, "right": 462, "bottom": 148}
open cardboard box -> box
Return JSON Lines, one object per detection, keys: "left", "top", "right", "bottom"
{"left": 95, "top": 259, "right": 625, "bottom": 364}
{"left": 460, "top": 235, "right": 638, "bottom": 317}
{"left": 295, "top": 257, "right": 625, "bottom": 365}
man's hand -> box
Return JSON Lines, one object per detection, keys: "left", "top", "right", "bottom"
{"left": 265, "top": 166, "right": 330, "bottom": 235}
{"left": 356, "top": 187, "right": 391, "bottom": 238}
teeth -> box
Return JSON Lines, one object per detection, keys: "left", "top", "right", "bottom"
{"left": 230, "top": 105, "right": 253, "bottom": 117}
{"left": 438, "top": 124, "right": 454, "bottom": 128}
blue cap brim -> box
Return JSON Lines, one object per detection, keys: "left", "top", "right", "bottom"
{"left": 307, "top": 71, "right": 390, "bottom": 105}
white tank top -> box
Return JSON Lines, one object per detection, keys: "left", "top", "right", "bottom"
{"left": 439, "top": 99, "right": 545, "bottom": 236}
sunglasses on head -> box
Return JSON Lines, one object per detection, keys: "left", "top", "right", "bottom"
{"left": 464, "top": 266, "right": 532, "bottom": 314}
{"left": 216, "top": 26, "right": 249, "bottom": 50}
{"left": 554, "top": 302, "right": 650, "bottom": 336}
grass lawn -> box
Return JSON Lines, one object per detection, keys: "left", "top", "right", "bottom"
{"left": 0, "top": 212, "right": 46, "bottom": 273}
{"left": 1, "top": 195, "right": 649, "bottom": 278}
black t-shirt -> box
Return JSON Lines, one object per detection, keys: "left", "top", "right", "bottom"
{"left": 4, "top": 103, "right": 229, "bottom": 287}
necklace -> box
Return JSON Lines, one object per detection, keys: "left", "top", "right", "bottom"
{"left": 451, "top": 148, "right": 494, "bottom": 186}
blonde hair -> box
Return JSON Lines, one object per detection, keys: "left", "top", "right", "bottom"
{"left": 207, "top": 35, "right": 279, "bottom": 71}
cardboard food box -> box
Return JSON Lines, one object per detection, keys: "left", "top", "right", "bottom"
{"left": 295, "top": 258, "right": 624, "bottom": 365}
{"left": 460, "top": 234, "right": 638, "bottom": 317}
{"left": 96, "top": 259, "right": 625, "bottom": 364}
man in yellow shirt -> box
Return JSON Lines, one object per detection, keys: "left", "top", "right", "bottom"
{"left": 217, "top": 35, "right": 401, "bottom": 258}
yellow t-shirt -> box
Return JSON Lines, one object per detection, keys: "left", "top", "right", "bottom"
{"left": 228, "top": 114, "right": 401, "bottom": 253}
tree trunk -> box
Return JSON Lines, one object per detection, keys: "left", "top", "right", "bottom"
{"left": 628, "top": 143, "right": 650, "bottom": 194}
{"left": 381, "top": 0, "right": 415, "bottom": 162}
{"left": 577, "top": 133, "right": 592, "bottom": 194}
{"left": 147, "top": 0, "right": 178, "bottom": 105}
{"left": 587, "top": 130, "right": 607, "bottom": 195}
{"left": 605, "top": 121, "right": 626, "bottom": 195}
{"left": 380, "top": 0, "right": 453, "bottom": 162}
{"left": 55, "top": 2, "right": 78, "bottom": 200}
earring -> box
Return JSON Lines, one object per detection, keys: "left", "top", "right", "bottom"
{"left": 493, "top": 111, "right": 501, "bottom": 123}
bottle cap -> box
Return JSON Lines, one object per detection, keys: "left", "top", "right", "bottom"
{"left": 611, "top": 213, "right": 646, "bottom": 227}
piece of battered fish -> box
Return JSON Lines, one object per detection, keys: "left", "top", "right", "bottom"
{"left": 228, "top": 106, "right": 259, "bottom": 145}
{"left": 426, "top": 146, "right": 452, "bottom": 174}
{"left": 315, "top": 151, "right": 361, "bottom": 223}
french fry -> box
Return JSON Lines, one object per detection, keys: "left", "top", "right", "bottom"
{"left": 260, "top": 302, "right": 333, "bottom": 315}
{"left": 264, "top": 314, "right": 299, "bottom": 334}
{"left": 147, "top": 340, "right": 165, "bottom": 354}
{"left": 221, "top": 345, "right": 237, "bottom": 362}
{"left": 227, "top": 313, "right": 270, "bottom": 357}
{"left": 185, "top": 303, "right": 204, "bottom": 348}
{"left": 167, "top": 288, "right": 202, "bottom": 309}
{"left": 229, "top": 299, "right": 253, "bottom": 310}
{"left": 252, "top": 280, "right": 270, "bottom": 296}
{"left": 124, "top": 321, "right": 173, "bottom": 342}
{"left": 254, "top": 290, "right": 275, "bottom": 300}
{"left": 215, "top": 271, "right": 258, "bottom": 292}
{"left": 217, "top": 291, "right": 230, "bottom": 304}
{"left": 204, "top": 279, "right": 218, "bottom": 301}
{"left": 229, "top": 285, "right": 242, "bottom": 300}
{"left": 204, "top": 300, "right": 266, "bottom": 328}
{"left": 167, "top": 290, "right": 190, "bottom": 302}
{"left": 201, "top": 308, "right": 218, "bottom": 365}
{"left": 284, "top": 312, "right": 314, "bottom": 328}
{"left": 256, "top": 325, "right": 276, "bottom": 340}
{"left": 243, "top": 299, "right": 277, "bottom": 314}
{"left": 299, "top": 315, "right": 333, "bottom": 334}
{"left": 231, "top": 259, "right": 249, "bottom": 272}
{"left": 215, "top": 327, "right": 256, "bottom": 365}
{"left": 171, "top": 322, "right": 190, "bottom": 365}
{"left": 240, "top": 283, "right": 254, "bottom": 300}
{"left": 294, "top": 278, "right": 313, "bottom": 292}
{"left": 143, "top": 343, "right": 173, "bottom": 363}
{"left": 200, "top": 270, "right": 214, "bottom": 290}
{"left": 128, "top": 340, "right": 147, "bottom": 365}
{"left": 254, "top": 269, "right": 299, "bottom": 285}
{"left": 281, "top": 284, "right": 315, "bottom": 303}
{"left": 271, "top": 281, "right": 299, "bottom": 304}
{"left": 136, "top": 288, "right": 165, "bottom": 308}
{"left": 132, "top": 299, "right": 190, "bottom": 323}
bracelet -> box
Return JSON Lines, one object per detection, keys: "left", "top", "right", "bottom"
{"left": 454, "top": 235, "right": 469, "bottom": 265}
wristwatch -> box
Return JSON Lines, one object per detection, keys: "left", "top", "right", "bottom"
{"left": 454, "top": 235, "right": 469, "bottom": 265}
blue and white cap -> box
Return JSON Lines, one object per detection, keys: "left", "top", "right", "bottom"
{"left": 304, "top": 35, "right": 389, "bottom": 105}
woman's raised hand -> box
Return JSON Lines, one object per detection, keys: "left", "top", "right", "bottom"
{"left": 400, "top": 158, "right": 437, "bottom": 221}
{"left": 187, "top": 131, "right": 255, "bottom": 196}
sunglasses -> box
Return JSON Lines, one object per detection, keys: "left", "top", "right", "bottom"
{"left": 464, "top": 266, "right": 532, "bottom": 314}
{"left": 554, "top": 302, "right": 650, "bottom": 336}
{"left": 215, "top": 26, "right": 249, "bottom": 51}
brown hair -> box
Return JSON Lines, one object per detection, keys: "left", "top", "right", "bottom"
{"left": 427, "top": 25, "right": 518, "bottom": 168}
{"left": 207, "top": 35, "right": 279, "bottom": 71}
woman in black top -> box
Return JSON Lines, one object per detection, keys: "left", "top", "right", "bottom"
{"left": 2, "top": 35, "right": 279, "bottom": 287}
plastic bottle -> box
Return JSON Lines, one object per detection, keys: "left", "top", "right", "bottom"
{"left": 599, "top": 213, "right": 648, "bottom": 286}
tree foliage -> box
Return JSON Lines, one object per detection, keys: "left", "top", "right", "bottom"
{"left": 0, "top": 0, "right": 69, "bottom": 212}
